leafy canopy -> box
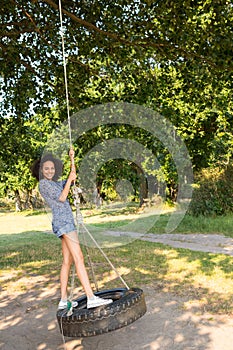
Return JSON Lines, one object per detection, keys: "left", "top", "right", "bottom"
{"left": 0, "top": 1, "right": 233, "bottom": 205}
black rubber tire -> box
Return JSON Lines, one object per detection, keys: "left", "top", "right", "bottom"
{"left": 56, "top": 287, "right": 147, "bottom": 337}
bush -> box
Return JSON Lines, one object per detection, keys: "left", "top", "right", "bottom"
{"left": 188, "top": 163, "right": 233, "bottom": 216}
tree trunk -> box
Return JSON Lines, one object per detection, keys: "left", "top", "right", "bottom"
{"left": 135, "top": 166, "right": 148, "bottom": 207}
{"left": 24, "top": 189, "right": 33, "bottom": 210}
{"left": 14, "top": 189, "right": 22, "bottom": 211}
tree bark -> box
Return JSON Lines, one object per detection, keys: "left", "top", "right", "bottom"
{"left": 14, "top": 189, "right": 22, "bottom": 211}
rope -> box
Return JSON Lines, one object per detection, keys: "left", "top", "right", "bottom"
{"left": 72, "top": 186, "right": 130, "bottom": 290}
{"left": 58, "top": 0, "right": 72, "bottom": 147}
{"left": 81, "top": 222, "right": 130, "bottom": 290}
{"left": 58, "top": 2, "right": 72, "bottom": 347}
{"left": 60, "top": 309, "right": 68, "bottom": 350}
{"left": 72, "top": 187, "right": 99, "bottom": 290}
{"left": 57, "top": 2, "right": 129, "bottom": 346}
{"left": 57, "top": 1, "right": 129, "bottom": 290}
{"left": 79, "top": 222, "right": 100, "bottom": 292}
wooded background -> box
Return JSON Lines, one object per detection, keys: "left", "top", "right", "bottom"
{"left": 0, "top": 0, "right": 232, "bottom": 214}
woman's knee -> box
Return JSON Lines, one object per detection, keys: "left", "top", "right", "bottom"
{"left": 74, "top": 251, "right": 84, "bottom": 264}
{"left": 62, "top": 254, "right": 73, "bottom": 267}
{"left": 73, "top": 249, "right": 85, "bottom": 266}
{"left": 62, "top": 234, "right": 85, "bottom": 265}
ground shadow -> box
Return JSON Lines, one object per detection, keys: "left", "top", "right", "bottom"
{"left": 1, "top": 230, "right": 233, "bottom": 349}
{"left": 1, "top": 285, "right": 232, "bottom": 350}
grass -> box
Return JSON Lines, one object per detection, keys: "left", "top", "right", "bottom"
{"left": 83, "top": 204, "right": 233, "bottom": 238}
{"left": 0, "top": 207, "right": 233, "bottom": 315}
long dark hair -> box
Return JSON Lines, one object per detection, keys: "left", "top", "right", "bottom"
{"left": 31, "top": 153, "right": 63, "bottom": 181}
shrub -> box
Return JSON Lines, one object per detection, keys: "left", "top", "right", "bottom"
{"left": 188, "top": 163, "right": 233, "bottom": 216}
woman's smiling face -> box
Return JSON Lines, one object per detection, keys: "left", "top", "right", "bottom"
{"left": 41, "top": 161, "right": 55, "bottom": 180}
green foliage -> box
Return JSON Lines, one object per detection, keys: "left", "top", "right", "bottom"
{"left": 188, "top": 164, "right": 233, "bottom": 216}
{"left": 1, "top": 1, "right": 233, "bottom": 212}
{"left": 1, "top": 1, "right": 232, "bottom": 115}
{"left": 0, "top": 109, "right": 61, "bottom": 208}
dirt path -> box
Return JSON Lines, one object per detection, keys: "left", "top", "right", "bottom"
{"left": 1, "top": 233, "right": 233, "bottom": 350}
{"left": 104, "top": 232, "right": 233, "bottom": 256}
{"left": 143, "top": 233, "right": 233, "bottom": 256}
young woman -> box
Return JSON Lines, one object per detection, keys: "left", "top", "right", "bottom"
{"left": 32, "top": 148, "right": 112, "bottom": 310}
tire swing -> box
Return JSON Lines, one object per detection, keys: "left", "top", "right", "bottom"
{"left": 56, "top": 186, "right": 147, "bottom": 338}
{"left": 56, "top": 0, "right": 147, "bottom": 338}
{"left": 57, "top": 288, "right": 146, "bottom": 338}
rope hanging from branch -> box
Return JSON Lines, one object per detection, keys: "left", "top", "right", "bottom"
{"left": 58, "top": 0, "right": 72, "bottom": 147}
{"left": 56, "top": 2, "right": 146, "bottom": 343}
{"left": 57, "top": 0, "right": 129, "bottom": 291}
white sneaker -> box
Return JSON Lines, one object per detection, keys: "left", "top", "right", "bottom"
{"left": 58, "top": 299, "right": 78, "bottom": 310}
{"left": 87, "top": 295, "right": 113, "bottom": 309}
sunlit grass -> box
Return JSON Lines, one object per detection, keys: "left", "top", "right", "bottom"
{"left": 0, "top": 210, "right": 233, "bottom": 314}
{"left": 85, "top": 241, "right": 233, "bottom": 314}
{"left": 92, "top": 213, "right": 233, "bottom": 238}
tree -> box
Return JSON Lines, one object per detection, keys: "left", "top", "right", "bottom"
{"left": 0, "top": 110, "right": 60, "bottom": 208}
{"left": 0, "top": 1, "right": 233, "bottom": 207}
{"left": 1, "top": 0, "right": 232, "bottom": 116}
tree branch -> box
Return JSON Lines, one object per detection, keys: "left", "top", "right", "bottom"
{"left": 42, "top": 0, "right": 160, "bottom": 47}
{"left": 42, "top": 0, "right": 229, "bottom": 71}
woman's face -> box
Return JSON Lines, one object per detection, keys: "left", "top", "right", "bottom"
{"left": 41, "top": 161, "right": 55, "bottom": 180}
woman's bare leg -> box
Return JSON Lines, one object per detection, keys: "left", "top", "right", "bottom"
{"left": 62, "top": 231, "right": 94, "bottom": 298}
{"left": 60, "top": 238, "right": 73, "bottom": 300}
